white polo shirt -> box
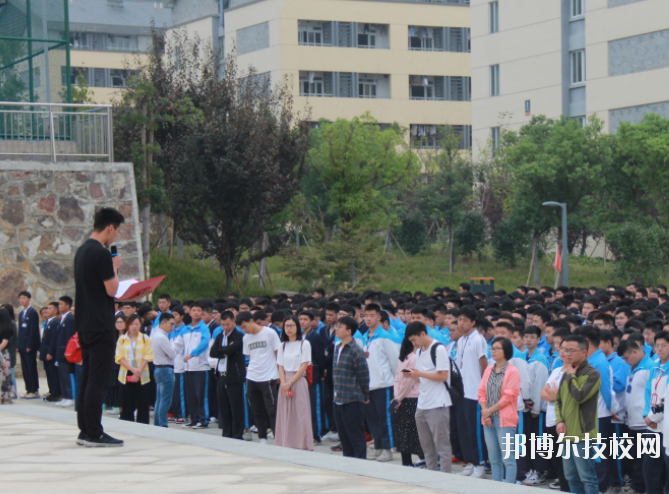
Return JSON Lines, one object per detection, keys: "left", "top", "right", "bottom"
{"left": 456, "top": 330, "right": 487, "bottom": 400}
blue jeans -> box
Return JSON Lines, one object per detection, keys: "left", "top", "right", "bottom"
{"left": 482, "top": 415, "right": 517, "bottom": 483}
{"left": 562, "top": 441, "right": 599, "bottom": 494}
{"left": 154, "top": 367, "right": 175, "bottom": 428}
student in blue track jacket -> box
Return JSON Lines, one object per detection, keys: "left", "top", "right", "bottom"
{"left": 518, "top": 326, "right": 550, "bottom": 485}
{"left": 17, "top": 291, "right": 41, "bottom": 398}
{"left": 579, "top": 325, "right": 618, "bottom": 494}
{"left": 355, "top": 304, "right": 400, "bottom": 462}
{"left": 618, "top": 334, "right": 654, "bottom": 494}
{"left": 40, "top": 302, "right": 61, "bottom": 401}
{"left": 642, "top": 331, "right": 669, "bottom": 494}
{"left": 180, "top": 301, "right": 211, "bottom": 428}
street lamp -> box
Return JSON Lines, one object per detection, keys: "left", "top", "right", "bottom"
{"left": 542, "top": 201, "right": 568, "bottom": 286}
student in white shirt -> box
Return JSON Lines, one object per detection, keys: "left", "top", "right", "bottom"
{"left": 275, "top": 315, "right": 313, "bottom": 451}
{"left": 455, "top": 306, "right": 488, "bottom": 479}
{"left": 151, "top": 313, "right": 177, "bottom": 428}
{"left": 405, "top": 322, "right": 452, "bottom": 473}
{"left": 238, "top": 311, "right": 281, "bottom": 444}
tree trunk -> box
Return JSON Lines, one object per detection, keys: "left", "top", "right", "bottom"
{"left": 158, "top": 212, "right": 167, "bottom": 253}
{"left": 533, "top": 236, "right": 540, "bottom": 287}
{"left": 168, "top": 220, "right": 176, "bottom": 258}
{"left": 259, "top": 233, "right": 268, "bottom": 288}
{"left": 224, "top": 264, "right": 233, "bottom": 296}
{"left": 386, "top": 230, "right": 392, "bottom": 253}
{"left": 141, "top": 202, "right": 150, "bottom": 280}
{"left": 579, "top": 227, "right": 588, "bottom": 257}
{"left": 448, "top": 225, "right": 454, "bottom": 274}
{"left": 243, "top": 244, "right": 253, "bottom": 286}
{"left": 177, "top": 236, "right": 184, "bottom": 259}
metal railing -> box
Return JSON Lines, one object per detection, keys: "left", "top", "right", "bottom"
{"left": 0, "top": 101, "right": 113, "bottom": 162}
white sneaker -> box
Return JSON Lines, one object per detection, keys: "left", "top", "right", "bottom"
{"left": 323, "top": 431, "right": 340, "bottom": 441}
{"left": 249, "top": 425, "right": 258, "bottom": 433}
{"left": 523, "top": 471, "right": 537, "bottom": 485}
{"left": 267, "top": 430, "right": 274, "bottom": 439}
{"left": 368, "top": 449, "right": 382, "bottom": 460}
{"left": 472, "top": 465, "right": 485, "bottom": 479}
{"left": 57, "top": 399, "right": 74, "bottom": 407}
{"left": 460, "top": 464, "right": 474, "bottom": 476}
{"left": 209, "top": 417, "right": 218, "bottom": 423}
{"left": 243, "top": 430, "right": 252, "bottom": 441}
{"left": 259, "top": 438, "right": 268, "bottom": 445}
{"left": 377, "top": 449, "right": 393, "bottom": 462}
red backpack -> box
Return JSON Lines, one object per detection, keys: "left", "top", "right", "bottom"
{"left": 65, "top": 332, "right": 82, "bottom": 363}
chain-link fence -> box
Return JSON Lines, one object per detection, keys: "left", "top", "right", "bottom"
{"left": 0, "top": 0, "right": 71, "bottom": 104}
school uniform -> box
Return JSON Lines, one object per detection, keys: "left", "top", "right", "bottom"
{"left": 39, "top": 317, "right": 61, "bottom": 398}
{"left": 207, "top": 319, "right": 221, "bottom": 425}
{"left": 355, "top": 326, "right": 400, "bottom": 452}
{"left": 180, "top": 320, "right": 211, "bottom": 425}
{"left": 517, "top": 349, "right": 549, "bottom": 481}
{"left": 625, "top": 355, "right": 654, "bottom": 494}
{"left": 321, "top": 323, "right": 337, "bottom": 435}
{"left": 170, "top": 323, "right": 187, "bottom": 420}
{"left": 18, "top": 305, "right": 40, "bottom": 395}
{"left": 589, "top": 349, "right": 618, "bottom": 493}
{"left": 50, "top": 311, "right": 75, "bottom": 400}
{"left": 305, "top": 326, "right": 329, "bottom": 439}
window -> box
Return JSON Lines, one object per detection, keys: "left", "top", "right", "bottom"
{"left": 299, "top": 29, "right": 323, "bottom": 46}
{"left": 107, "top": 35, "right": 131, "bottom": 51}
{"left": 491, "top": 127, "right": 501, "bottom": 156}
{"left": 300, "top": 78, "right": 324, "bottom": 96}
{"left": 571, "top": 0, "right": 584, "bottom": 19}
{"left": 571, "top": 50, "right": 585, "bottom": 85}
{"left": 410, "top": 76, "right": 435, "bottom": 100}
{"left": 110, "top": 69, "right": 131, "bottom": 88}
{"left": 62, "top": 67, "right": 89, "bottom": 86}
{"left": 490, "top": 64, "right": 500, "bottom": 96}
{"left": 573, "top": 116, "right": 586, "bottom": 128}
{"left": 70, "top": 32, "right": 89, "bottom": 49}
{"left": 489, "top": 1, "right": 499, "bottom": 34}
{"left": 358, "top": 77, "right": 377, "bottom": 98}
{"left": 357, "top": 33, "right": 376, "bottom": 48}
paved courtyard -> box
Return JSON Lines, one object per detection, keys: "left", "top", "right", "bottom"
{"left": 0, "top": 379, "right": 541, "bottom": 494}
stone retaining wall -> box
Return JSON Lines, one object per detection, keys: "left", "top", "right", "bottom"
{"left": 0, "top": 161, "right": 143, "bottom": 308}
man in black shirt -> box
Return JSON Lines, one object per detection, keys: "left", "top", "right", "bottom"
{"left": 74, "top": 208, "right": 151, "bottom": 447}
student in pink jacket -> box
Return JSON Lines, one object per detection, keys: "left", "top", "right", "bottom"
{"left": 478, "top": 337, "right": 521, "bottom": 483}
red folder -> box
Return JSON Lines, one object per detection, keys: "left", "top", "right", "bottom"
{"left": 115, "top": 275, "right": 166, "bottom": 301}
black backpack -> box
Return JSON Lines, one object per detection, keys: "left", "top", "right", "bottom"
{"left": 419, "top": 342, "right": 464, "bottom": 406}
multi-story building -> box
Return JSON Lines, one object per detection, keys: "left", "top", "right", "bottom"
{"left": 471, "top": 0, "right": 669, "bottom": 156}
{"left": 66, "top": 0, "right": 173, "bottom": 103}
{"left": 222, "top": 0, "right": 473, "bottom": 149}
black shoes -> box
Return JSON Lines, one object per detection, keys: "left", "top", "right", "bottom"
{"left": 76, "top": 431, "right": 87, "bottom": 446}
{"left": 84, "top": 432, "right": 124, "bottom": 448}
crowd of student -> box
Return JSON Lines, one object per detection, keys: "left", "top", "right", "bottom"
{"left": 5, "top": 282, "right": 669, "bottom": 494}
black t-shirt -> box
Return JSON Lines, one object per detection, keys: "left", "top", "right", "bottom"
{"left": 74, "top": 239, "right": 116, "bottom": 333}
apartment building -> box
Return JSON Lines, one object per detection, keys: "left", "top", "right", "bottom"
{"left": 66, "top": 0, "right": 173, "bottom": 103}
{"left": 222, "top": 0, "right": 473, "bottom": 149}
{"left": 471, "top": 0, "right": 669, "bottom": 156}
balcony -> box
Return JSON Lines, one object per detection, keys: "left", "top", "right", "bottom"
{"left": 298, "top": 21, "right": 390, "bottom": 49}
{"left": 299, "top": 72, "right": 390, "bottom": 99}
{"left": 410, "top": 124, "right": 472, "bottom": 150}
{"left": 0, "top": 102, "right": 114, "bottom": 162}
{"left": 408, "top": 26, "right": 470, "bottom": 53}
{"left": 409, "top": 75, "right": 471, "bottom": 101}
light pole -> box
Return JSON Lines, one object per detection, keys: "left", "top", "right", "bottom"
{"left": 542, "top": 201, "right": 568, "bottom": 286}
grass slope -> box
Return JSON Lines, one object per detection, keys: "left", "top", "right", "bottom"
{"left": 150, "top": 247, "right": 614, "bottom": 301}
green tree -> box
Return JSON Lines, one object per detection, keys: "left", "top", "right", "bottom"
{"left": 395, "top": 209, "right": 428, "bottom": 256}
{"left": 307, "top": 114, "right": 419, "bottom": 237}
{"left": 454, "top": 210, "right": 487, "bottom": 259}
{"left": 417, "top": 127, "right": 474, "bottom": 273}
{"left": 607, "top": 222, "right": 669, "bottom": 285}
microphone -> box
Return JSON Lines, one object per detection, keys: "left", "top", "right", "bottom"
{"left": 111, "top": 246, "right": 118, "bottom": 257}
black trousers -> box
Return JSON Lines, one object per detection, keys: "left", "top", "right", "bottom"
{"left": 450, "top": 402, "right": 463, "bottom": 460}
{"left": 57, "top": 360, "right": 73, "bottom": 399}
{"left": 77, "top": 331, "right": 115, "bottom": 439}
{"left": 643, "top": 432, "right": 668, "bottom": 494}
{"left": 184, "top": 371, "right": 207, "bottom": 424}
{"left": 365, "top": 387, "right": 393, "bottom": 450}
{"left": 209, "top": 369, "right": 219, "bottom": 425}
{"left": 217, "top": 375, "right": 244, "bottom": 439}
{"left": 120, "top": 381, "right": 150, "bottom": 424}
{"left": 44, "top": 358, "right": 61, "bottom": 397}
{"left": 457, "top": 398, "right": 481, "bottom": 465}
{"left": 628, "top": 428, "right": 646, "bottom": 493}
{"left": 19, "top": 349, "right": 39, "bottom": 393}
{"left": 545, "top": 425, "right": 570, "bottom": 492}
{"left": 517, "top": 411, "right": 548, "bottom": 479}
{"left": 334, "top": 402, "right": 367, "bottom": 459}
{"left": 323, "top": 375, "right": 335, "bottom": 433}
{"left": 595, "top": 416, "right": 616, "bottom": 491}
{"left": 246, "top": 379, "right": 277, "bottom": 439}
{"left": 308, "top": 382, "right": 322, "bottom": 440}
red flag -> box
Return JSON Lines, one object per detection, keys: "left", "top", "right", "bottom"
{"left": 553, "top": 244, "right": 562, "bottom": 272}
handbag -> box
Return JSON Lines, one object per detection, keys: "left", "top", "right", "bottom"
{"left": 283, "top": 341, "right": 313, "bottom": 386}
